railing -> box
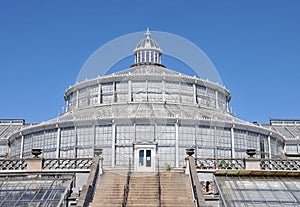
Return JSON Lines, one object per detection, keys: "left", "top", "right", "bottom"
{"left": 187, "top": 156, "right": 206, "bottom": 207}
{"left": 260, "top": 159, "right": 300, "bottom": 171}
{"left": 0, "top": 157, "right": 100, "bottom": 207}
{"left": 43, "top": 158, "right": 94, "bottom": 170}
{"left": 0, "top": 159, "right": 27, "bottom": 170}
{"left": 0, "top": 158, "right": 95, "bottom": 172}
{"left": 122, "top": 158, "right": 131, "bottom": 207}
{"left": 76, "top": 156, "right": 102, "bottom": 207}
{"left": 195, "top": 158, "right": 245, "bottom": 170}
{"left": 195, "top": 158, "right": 300, "bottom": 171}
{"left": 157, "top": 158, "right": 162, "bottom": 207}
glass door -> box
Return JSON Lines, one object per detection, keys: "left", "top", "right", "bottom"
{"left": 134, "top": 144, "right": 156, "bottom": 172}
{"left": 139, "top": 149, "right": 152, "bottom": 168}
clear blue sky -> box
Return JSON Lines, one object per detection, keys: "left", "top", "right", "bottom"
{"left": 0, "top": 0, "right": 299, "bottom": 123}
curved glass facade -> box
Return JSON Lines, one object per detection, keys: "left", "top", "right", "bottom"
{"left": 9, "top": 120, "right": 284, "bottom": 167}
{"left": 65, "top": 67, "right": 229, "bottom": 112}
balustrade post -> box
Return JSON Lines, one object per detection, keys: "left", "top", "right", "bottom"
{"left": 185, "top": 148, "right": 195, "bottom": 174}
{"left": 27, "top": 148, "right": 43, "bottom": 171}
{"left": 245, "top": 149, "right": 260, "bottom": 170}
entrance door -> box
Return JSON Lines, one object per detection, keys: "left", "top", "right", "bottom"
{"left": 139, "top": 149, "right": 151, "bottom": 168}
{"left": 134, "top": 144, "right": 156, "bottom": 172}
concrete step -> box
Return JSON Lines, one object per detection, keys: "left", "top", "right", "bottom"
{"left": 89, "top": 169, "right": 128, "bottom": 207}
{"left": 90, "top": 204, "right": 123, "bottom": 207}
{"left": 127, "top": 199, "right": 159, "bottom": 203}
{"left": 90, "top": 170, "right": 195, "bottom": 207}
{"left": 159, "top": 172, "right": 195, "bottom": 207}
{"left": 127, "top": 205, "right": 159, "bottom": 206}
{"left": 126, "top": 173, "right": 159, "bottom": 206}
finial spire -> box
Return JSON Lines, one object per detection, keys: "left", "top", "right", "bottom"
{"left": 145, "top": 27, "right": 151, "bottom": 39}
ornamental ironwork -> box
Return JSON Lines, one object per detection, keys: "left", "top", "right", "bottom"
{"left": 195, "top": 158, "right": 245, "bottom": 170}
{"left": 0, "top": 159, "right": 27, "bottom": 170}
{"left": 260, "top": 159, "right": 300, "bottom": 171}
{"left": 42, "top": 158, "right": 94, "bottom": 170}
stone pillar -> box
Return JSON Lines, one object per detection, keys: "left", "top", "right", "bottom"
{"left": 245, "top": 149, "right": 260, "bottom": 170}
{"left": 27, "top": 158, "right": 43, "bottom": 171}
{"left": 185, "top": 148, "right": 195, "bottom": 174}
{"left": 245, "top": 159, "right": 260, "bottom": 170}
{"left": 27, "top": 149, "right": 43, "bottom": 171}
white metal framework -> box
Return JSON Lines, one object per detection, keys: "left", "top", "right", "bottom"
{"left": 6, "top": 30, "right": 286, "bottom": 168}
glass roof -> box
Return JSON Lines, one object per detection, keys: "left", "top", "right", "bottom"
{"left": 44, "top": 103, "right": 246, "bottom": 125}
{"left": 0, "top": 125, "right": 23, "bottom": 138}
{"left": 0, "top": 174, "right": 73, "bottom": 207}
{"left": 216, "top": 175, "right": 300, "bottom": 206}
{"left": 271, "top": 125, "right": 300, "bottom": 140}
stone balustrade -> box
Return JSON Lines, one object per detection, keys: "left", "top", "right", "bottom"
{"left": 195, "top": 158, "right": 300, "bottom": 171}
{"left": 0, "top": 158, "right": 95, "bottom": 171}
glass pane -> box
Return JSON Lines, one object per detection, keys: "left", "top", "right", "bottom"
{"left": 146, "top": 150, "right": 151, "bottom": 167}
{"left": 139, "top": 150, "right": 144, "bottom": 166}
{"left": 216, "top": 175, "right": 300, "bottom": 206}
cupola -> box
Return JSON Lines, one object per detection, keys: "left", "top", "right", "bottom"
{"left": 131, "top": 28, "right": 164, "bottom": 67}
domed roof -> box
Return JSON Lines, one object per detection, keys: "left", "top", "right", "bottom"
{"left": 133, "top": 28, "right": 162, "bottom": 53}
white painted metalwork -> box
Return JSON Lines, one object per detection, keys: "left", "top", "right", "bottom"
{"left": 4, "top": 30, "right": 287, "bottom": 167}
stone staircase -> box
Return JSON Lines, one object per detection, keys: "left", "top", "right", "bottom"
{"left": 89, "top": 169, "right": 195, "bottom": 207}
{"left": 89, "top": 170, "right": 128, "bottom": 207}
{"left": 126, "top": 173, "right": 159, "bottom": 207}
{"left": 160, "top": 171, "right": 195, "bottom": 207}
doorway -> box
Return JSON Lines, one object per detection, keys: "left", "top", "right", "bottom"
{"left": 134, "top": 143, "right": 156, "bottom": 172}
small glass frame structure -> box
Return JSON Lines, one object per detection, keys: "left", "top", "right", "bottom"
{"left": 0, "top": 174, "right": 73, "bottom": 206}
{"left": 216, "top": 175, "right": 300, "bottom": 206}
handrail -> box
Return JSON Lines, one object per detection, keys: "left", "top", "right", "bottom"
{"left": 157, "top": 158, "right": 162, "bottom": 207}
{"left": 188, "top": 156, "right": 206, "bottom": 207}
{"left": 122, "top": 158, "right": 131, "bottom": 207}
{"left": 188, "top": 157, "right": 199, "bottom": 207}
{"left": 76, "top": 156, "right": 101, "bottom": 207}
